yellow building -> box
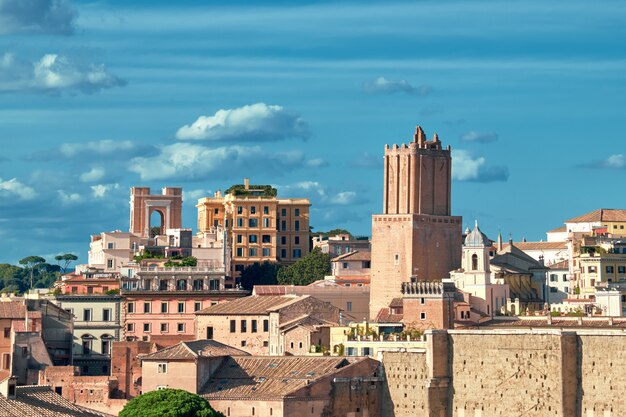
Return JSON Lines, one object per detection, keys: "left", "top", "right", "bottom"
{"left": 197, "top": 179, "right": 310, "bottom": 275}
{"left": 578, "top": 253, "right": 626, "bottom": 295}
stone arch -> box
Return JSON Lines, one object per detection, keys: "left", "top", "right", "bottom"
{"left": 149, "top": 208, "right": 165, "bottom": 237}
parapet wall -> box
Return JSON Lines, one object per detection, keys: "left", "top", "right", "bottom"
{"left": 381, "top": 329, "right": 626, "bottom": 417}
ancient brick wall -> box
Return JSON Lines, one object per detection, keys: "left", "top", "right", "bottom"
{"left": 380, "top": 351, "right": 429, "bottom": 416}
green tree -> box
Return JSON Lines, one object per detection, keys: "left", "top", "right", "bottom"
{"left": 239, "top": 261, "right": 280, "bottom": 291}
{"left": 277, "top": 247, "right": 331, "bottom": 286}
{"left": 18, "top": 256, "right": 46, "bottom": 290}
{"left": 54, "top": 253, "right": 78, "bottom": 273}
{"left": 119, "top": 389, "right": 225, "bottom": 417}
{"left": 310, "top": 228, "right": 352, "bottom": 238}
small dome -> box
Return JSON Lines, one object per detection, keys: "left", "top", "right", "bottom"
{"left": 464, "top": 220, "right": 490, "bottom": 247}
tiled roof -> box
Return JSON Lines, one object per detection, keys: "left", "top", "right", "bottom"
{"left": 202, "top": 356, "right": 359, "bottom": 399}
{"left": 253, "top": 286, "right": 289, "bottom": 295}
{"left": 0, "top": 385, "right": 109, "bottom": 416}
{"left": 374, "top": 308, "right": 403, "bottom": 323}
{"left": 142, "top": 340, "right": 249, "bottom": 361}
{"left": 0, "top": 301, "right": 26, "bottom": 319}
{"left": 331, "top": 250, "right": 371, "bottom": 262}
{"left": 547, "top": 226, "right": 567, "bottom": 233}
{"left": 549, "top": 260, "right": 569, "bottom": 270}
{"left": 501, "top": 241, "right": 567, "bottom": 251}
{"left": 565, "top": 209, "right": 626, "bottom": 223}
{"left": 478, "top": 318, "right": 626, "bottom": 328}
{"left": 195, "top": 295, "right": 302, "bottom": 315}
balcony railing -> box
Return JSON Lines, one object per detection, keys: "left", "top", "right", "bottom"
{"left": 138, "top": 266, "right": 224, "bottom": 273}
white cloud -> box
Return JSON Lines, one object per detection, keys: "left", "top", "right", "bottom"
{"left": 0, "top": 52, "right": 126, "bottom": 94}
{"left": 460, "top": 131, "right": 499, "bottom": 143}
{"left": 305, "top": 158, "right": 329, "bottom": 168}
{"left": 79, "top": 167, "right": 105, "bottom": 183}
{"left": 605, "top": 154, "right": 625, "bottom": 169}
{"left": 329, "top": 191, "right": 358, "bottom": 205}
{"left": 363, "top": 76, "right": 432, "bottom": 96}
{"left": 0, "top": 0, "right": 77, "bottom": 35}
{"left": 91, "top": 183, "right": 120, "bottom": 198}
{"left": 129, "top": 143, "right": 305, "bottom": 181}
{"left": 452, "top": 150, "right": 509, "bottom": 182}
{"left": 0, "top": 178, "right": 36, "bottom": 200}
{"left": 183, "top": 189, "right": 210, "bottom": 203}
{"left": 280, "top": 182, "right": 364, "bottom": 207}
{"left": 175, "top": 103, "right": 310, "bottom": 142}
{"left": 59, "top": 139, "right": 146, "bottom": 158}
{"left": 57, "top": 190, "right": 81, "bottom": 203}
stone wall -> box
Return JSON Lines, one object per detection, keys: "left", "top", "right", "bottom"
{"left": 380, "top": 329, "right": 626, "bottom": 417}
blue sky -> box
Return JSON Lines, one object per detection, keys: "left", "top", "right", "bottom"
{"left": 1, "top": 0, "right": 625, "bottom": 264}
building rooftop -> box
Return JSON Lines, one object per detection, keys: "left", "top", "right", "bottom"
{"left": 547, "top": 225, "right": 567, "bottom": 234}
{"left": 0, "top": 385, "right": 110, "bottom": 417}
{"left": 565, "top": 209, "right": 626, "bottom": 223}
{"left": 331, "top": 250, "right": 371, "bottom": 262}
{"left": 142, "top": 340, "right": 250, "bottom": 361}
{"left": 0, "top": 301, "right": 26, "bottom": 320}
{"left": 201, "top": 356, "right": 364, "bottom": 400}
{"left": 549, "top": 260, "right": 569, "bottom": 270}
{"left": 195, "top": 295, "right": 303, "bottom": 315}
{"left": 501, "top": 241, "right": 567, "bottom": 251}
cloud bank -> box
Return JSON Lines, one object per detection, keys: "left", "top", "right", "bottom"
{"left": 460, "top": 131, "right": 499, "bottom": 143}
{"left": 0, "top": 0, "right": 77, "bottom": 35}
{"left": 363, "top": 76, "right": 432, "bottom": 96}
{"left": 176, "top": 103, "right": 310, "bottom": 142}
{"left": 452, "top": 150, "right": 509, "bottom": 182}
{"left": 578, "top": 153, "right": 625, "bottom": 169}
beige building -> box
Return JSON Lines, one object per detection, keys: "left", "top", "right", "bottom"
{"left": 197, "top": 179, "right": 310, "bottom": 276}
{"left": 195, "top": 295, "right": 340, "bottom": 355}
{"left": 578, "top": 252, "right": 626, "bottom": 295}
{"left": 370, "top": 126, "right": 462, "bottom": 320}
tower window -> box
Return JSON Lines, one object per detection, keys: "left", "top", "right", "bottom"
{"left": 471, "top": 254, "right": 478, "bottom": 271}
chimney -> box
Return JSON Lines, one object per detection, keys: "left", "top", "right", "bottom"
{"left": 0, "top": 377, "right": 17, "bottom": 399}
{"left": 244, "top": 178, "right": 250, "bottom": 190}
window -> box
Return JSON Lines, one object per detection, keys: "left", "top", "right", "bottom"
{"left": 263, "top": 218, "right": 270, "bottom": 228}
{"left": 281, "top": 236, "right": 287, "bottom": 245}
{"left": 143, "top": 323, "right": 151, "bottom": 332}
{"left": 550, "top": 287, "right": 557, "bottom": 293}
{"left": 295, "top": 236, "right": 300, "bottom": 245}
{"left": 342, "top": 262, "right": 349, "bottom": 269}
{"left": 263, "top": 320, "right": 269, "bottom": 332}
{"left": 83, "top": 309, "right": 92, "bottom": 322}
{"left": 607, "top": 266, "right": 615, "bottom": 273}
{"left": 564, "top": 287, "right": 569, "bottom": 293}
{"left": 588, "top": 266, "right": 597, "bottom": 273}
{"left": 251, "top": 320, "right": 257, "bottom": 333}
{"left": 214, "top": 208, "right": 219, "bottom": 214}
{"left": 237, "top": 235, "right": 243, "bottom": 243}
{"left": 177, "top": 323, "right": 185, "bottom": 332}
{"left": 107, "top": 259, "right": 113, "bottom": 268}
{"left": 193, "top": 279, "right": 203, "bottom": 290}
{"left": 249, "top": 218, "right": 258, "bottom": 227}
{"left": 161, "top": 302, "right": 168, "bottom": 313}
{"left": 263, "top": 206, "right": 269, "bottom": 214}
{"left": 128, "top": 303, "right": 135, "bottom": 313}
{"left": 295, "top": 208, "right": 300, "bottom": 217}
{"left": 237, "top": 206, "right": 243, "bottom": 214}
{"left": 471, "top": 254, "right": 478, "bottom": 271}
{"left": 394, "top": 253, "right": 399, "bottom": 266}
{"left": 87, "top": 287, "right": 93, "bottom": 294}
{"left": 3, "top": 328, "right": 9, "bottom": 338}
{"left": 550, "top": 274, "right": 557, "bottom": 282}
{"left": 262, "top": 248, "right": 271, "bottom": 257}
{"left": 160, "top": 323, "right": 168, "bottom": 332}
{"left": 281, "top": 220, "right": 286, "bottom": 231}
{"left": 236, "top": 247, "right": 244, "bottom": 257}
{"left": 230, "top": 320, "right": 236, "bottom": 333}
{"left": 101, "top": 339, "right": 111, "bottom": 355}
{"left": 249, "top": 235, "right": 258, "bottom": 243}
{"left": 194, "top": 302, "right": 202, "bottom": 311}
{"left": 71, "top": 287, "right": 78, "bottom": 294}
{"left": 107, "top": 242, "right": 114, "bottom": 249}
{"left": 262, "top": 235, "right": 271, "bottom": 243}
{"left": 82, "top": 339, "right": 91, "bottom": 355}
{"left": 250, "top": 206, "right": 256, "bottom": 214}
{"left": 235, "top": 264, "right": 244, "bottom": 272}
{"left": 249, "top": 248, "right": 257, "bottom": 257}
{"left": 237, "top": 218, "right": 243, "bottom": 227}
{"left": 241, "top": 320, "right": 247, "bottom": 332}
{"left": 420, "top": 298, "right": 425, "bottom": 305}
{"left": 206, "top": 327, "right": 214, "bottom": 339}
{"left": 293, "top": 249, "right": 302, "bottom": 258}
{"left": 346, "top": 301, "right": 352, "bottom": 312}
{"left": 103, "top": 309, "right": 111, "bottom": 322}
{"left": 420, "top": 312, "right": 426, "bottom": 320}
{"left": 295, "top": 220, "right": 300, "bottom": 231}
{"left": 281, "top": 249, "right": 287, "bottom": 259}
{"left": 178, "top": 302, "right": 185, "bottom": 313}
{"left": 176, "top": 280, "right": 187, "bottom": 291}
{"left": 619, "top": 266, "right": 626, "bottom": 274}
{"left": 362, "top": 261, "right": 371, "bottom": 268}
{"left": 144, "top": 302, "right": 151, "bottom": 313}
{"left": 241, "top": 341, "right": 247, "bottom": 347}
{"left": 157, "top": 363, "right": 167, "bottom": 374}
{"left": 127, "top": 323, "right": 134, "bottom": 332}
{"left": 562, "top": 274, "right": 568, "bottom": 282}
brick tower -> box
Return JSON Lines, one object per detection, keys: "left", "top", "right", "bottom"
{"left": 129, "top": 187, "right": 183, "bottom": 238}
{"left": 369, "top": 126, "right": 462, "bottom": 320}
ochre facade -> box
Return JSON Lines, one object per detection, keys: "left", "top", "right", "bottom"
{"left": 370, "top": 126, "right": 462, "bottom": 319}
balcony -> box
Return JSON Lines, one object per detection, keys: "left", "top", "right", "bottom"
{"left": 138, "top": 266, "right": 225, "bottom": 274}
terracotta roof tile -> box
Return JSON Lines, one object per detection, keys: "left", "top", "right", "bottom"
{"left": 202, "top": 356, "right": 362, "bottom": 400}
{"left": 565, "top": 209, "right": 626, "bottom": 223}
{"left": 142, "top": 340, "right": 250, "bottom": 361}
{"left": 547, "top": 226, "right": 567, "bottom": 233}
{"left": 0, "top": 385, "right": 109, "bottom": 416}
{"left": 331, "top": 250, "right": 371, "bottom": 262}
{"left": 549, "top": 260, "right": 569, "bottom": 270}
{"left": 0, "top": 301, "right": 26, "bottom": 319}
{"left": 501, "top": 241, "right": 567, "bottom": 251}
{"left": 195, "top": 295, "right": 302, "bottom": 315}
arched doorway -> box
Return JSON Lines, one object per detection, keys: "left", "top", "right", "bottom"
{"left": 149, "top": 209, "right": 165, "bottom": 237}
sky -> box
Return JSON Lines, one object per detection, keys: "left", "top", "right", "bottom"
{"left": 1, "top": 0, "right": 625, "bottom": 265}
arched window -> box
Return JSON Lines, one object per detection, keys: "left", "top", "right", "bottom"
{"left": 471, "top": 254, "right": 479, "bottom": 270}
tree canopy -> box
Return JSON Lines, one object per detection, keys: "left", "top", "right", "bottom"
{"left": 0, "top": 257, "right": 60, "bottom": 294}
{"left": 276, "top": 247, "right": 331, "bottom": 286}
{"left": 55, "top": 253, "right": 78, "bottom": 273}
{"left": 311, "top": 228, "right": 352, "bottom": 238}
{"left": 239, "top": 261, "right": 280, "bottom": 291}
{"left": 119, "top": 389, "right": 225, "bottom": 417}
